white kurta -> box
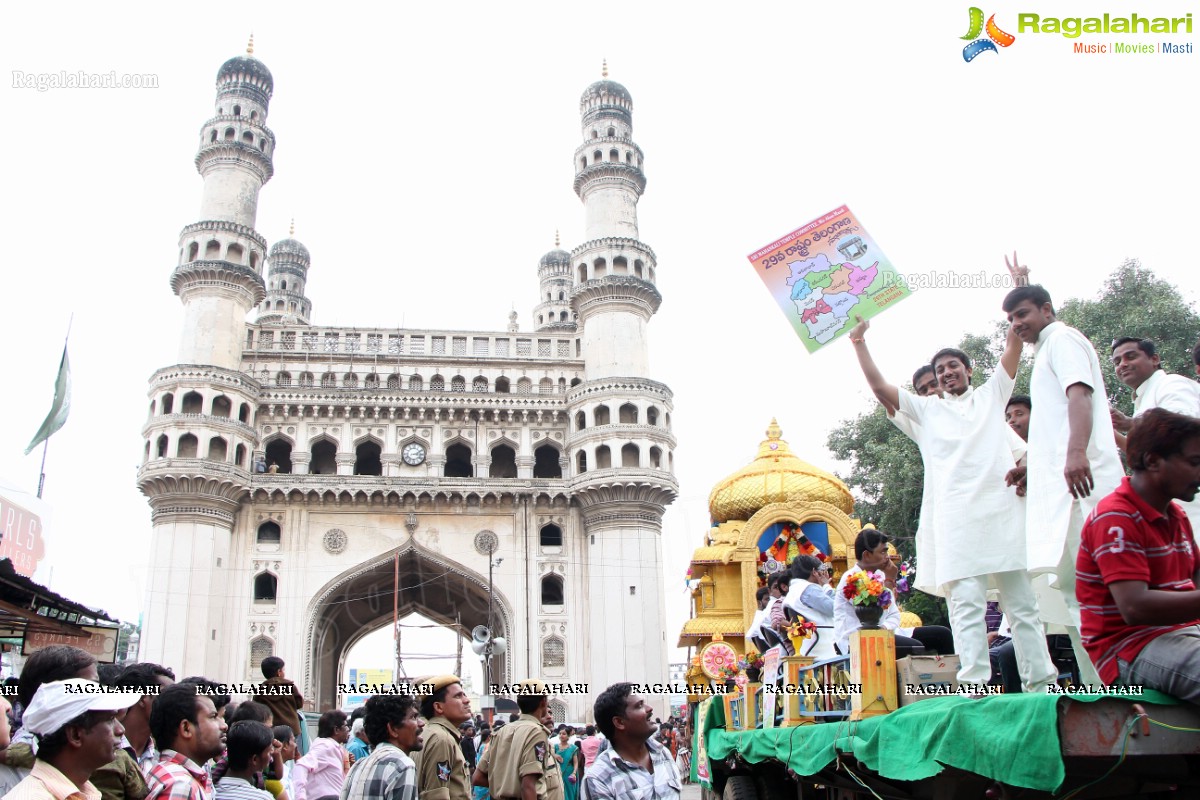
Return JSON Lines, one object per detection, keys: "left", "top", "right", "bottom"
{"left": 1026, "top": 322, "right": 1124, "bottom": 572}
{"left": 1132, "top": 368, "right": 1200, "bottom": 531}
{"left": 898, "top": 367, "right": 1025, "bottom": 595}
{"left": 784, "top": 577, "right": 837, "bottom": 660}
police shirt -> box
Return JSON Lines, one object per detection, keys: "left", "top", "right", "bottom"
{"left": 417, "top": 716, "right": 472, "bottom": 800}
{"left": 475, "top": 715, "right": 556, "bottom": 800}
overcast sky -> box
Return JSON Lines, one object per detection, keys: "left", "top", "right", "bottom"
{"left": 2, "top": 2, "right": 1197, "bottom": 684}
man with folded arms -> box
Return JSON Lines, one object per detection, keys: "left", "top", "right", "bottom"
{"left": 3, "top": 679, "right": 141, "bottom": 800}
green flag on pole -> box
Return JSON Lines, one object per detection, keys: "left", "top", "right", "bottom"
{"left": 24, "top": 346, "right": 71, "bottom": 455}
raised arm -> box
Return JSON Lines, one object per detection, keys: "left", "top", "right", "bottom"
{"left": 999, "top": 323, "right": 1023, "bottom": 379}
{"left": 848, "top": 316, "right": 900, "bottom": 411}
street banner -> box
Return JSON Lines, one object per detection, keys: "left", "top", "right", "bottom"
{"left": 0, "top": 483, "right": 49, "bottom": 578}
{"left": 23, "top": 625, "right": 119, "bottom": 663}
{"left": 748, "top": 205, "right": 910, "bottom": 352}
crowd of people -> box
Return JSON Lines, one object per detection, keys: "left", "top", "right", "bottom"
{"left": 837, "top": 253, "right": 1200, "bottom": 701}
{"left": 0, "top": 651, "right": 685, "bottom": 800}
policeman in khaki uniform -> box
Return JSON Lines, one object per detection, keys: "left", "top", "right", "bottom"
{"left": 417, "top": 674, "right": 474, "bottom": 800}
{"left": 472, "top": 680, "right": 563, "bottom": 800}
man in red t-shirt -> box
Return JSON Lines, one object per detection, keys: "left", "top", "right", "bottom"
{"left": 1077, "top": 408, "right": 1200, "bottom": 700}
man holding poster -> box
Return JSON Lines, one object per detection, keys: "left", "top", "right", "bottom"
{"left": 846, "top": 265, "right": 1058, "bottom": 692}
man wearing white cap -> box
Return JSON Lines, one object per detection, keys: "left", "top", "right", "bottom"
{"left": 3, "top": 679, "right": 141, "bottom": 800}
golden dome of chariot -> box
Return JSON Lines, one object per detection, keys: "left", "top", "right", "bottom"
{"left": 708, "top": 419, "right": 855, "bottom": 522}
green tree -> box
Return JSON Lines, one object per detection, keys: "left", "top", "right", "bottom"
{"left": 827, "top": 260, "right": 1200, "bottom": 628}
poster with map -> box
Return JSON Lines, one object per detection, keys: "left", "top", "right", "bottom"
{"left": 748, "top": 206, "right": 910, "bottom": 353}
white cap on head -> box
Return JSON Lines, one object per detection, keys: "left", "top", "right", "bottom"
{"left": 22, "top": 679, "right": 142, "bottom": 736}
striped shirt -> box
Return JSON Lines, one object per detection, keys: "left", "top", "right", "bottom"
{"left": 145, "top": 752, "right": 213, "bottom": 800}
{"left": 2, "top": 760, "right": 101, "bottom": 800}
{"left": 213, "top": 778, "right": 272, "bottom": 800}
{"left": 1077, "top": 477, "right": 1200, "bottom": 683}
{"left": 339, "top": 743, "right": 416, "bottom": 800}
{"left": 580, "top": 737, "right": 680, "bottom": 800}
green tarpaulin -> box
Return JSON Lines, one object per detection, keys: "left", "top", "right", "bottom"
{"left": 702, "top": 689, "right": 1177, "bottom": 791}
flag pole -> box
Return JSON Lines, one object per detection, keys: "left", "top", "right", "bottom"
{"left": 36, "top": 314, "right": 74, "bottom": 499}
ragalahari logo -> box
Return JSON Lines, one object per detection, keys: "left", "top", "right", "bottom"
{"left": 961, "top": 7, "right": 1016, "bottom": 61}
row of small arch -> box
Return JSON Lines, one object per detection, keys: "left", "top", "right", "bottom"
{"left": 152, "top": 391, "right": 252, "bottom": 421}
{"left": 205, "top": 125, "right": 272, "bottom": 154}
{"left": 268, "top": 373, "right": 577, "bottom": 393}
{"left": 577, "top": 256, "right": 655, "bottom": 284}
{"left": 261, "top": 438, "right": 566, "bottom": 479}
{"left": 180, "top": 239, "right": 261, "bottom": 270}
{"left": 579, "top": 148, "right": 640, "bottom": 169}
{"left": 255, "top": 519, "right": 567, "bottom": 548}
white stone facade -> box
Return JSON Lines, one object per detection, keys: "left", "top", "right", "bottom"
{"left": 137, "top": 53, "right": 676, "bottom": 721}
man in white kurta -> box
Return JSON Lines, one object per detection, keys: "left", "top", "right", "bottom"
{"left": 1006, "top": 289, "right": 1124, "bottom": 687}
{"left": 1110, "top": 338, "right": 1200, "bottom": 533}
{"left": 850, "top": 319, "right": 1057, "bottom": 689}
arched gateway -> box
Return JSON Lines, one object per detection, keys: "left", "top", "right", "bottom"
{"left": 305, "top": 546, "right": 512, "bottom": 710}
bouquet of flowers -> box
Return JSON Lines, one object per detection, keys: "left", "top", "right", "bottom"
{"left": 896, "top": 561, "right": 916, "bottom": 594}
{"left": 737, "top": 650, "right": 764, "bottom": 672}
{"left": 841, "top": 568, "right": 893, "bottom": 609}
{"left": 785, "top": 617, "right": 817, "bottom": 640}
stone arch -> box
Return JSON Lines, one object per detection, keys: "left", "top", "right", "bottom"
{"left": 543, "top": 637, "right": 566, "bottom": 675}
{"left": 595, "top": 445, "right": 611, "bottom": 470}
{"left": 310, "top": 436, "right": 338, "bottom": 475}
{"left": 593, "top": 405, "right": 611, "bottom": 426}
{"left": 444, "top": 442, "right": 473, "bottom": 478}
{"left": 156, "top": 433, "right": 169, "bottom": 458}
{"left": 621, "top": 442, "right": 640, "bottom": 467}
{"left": 253, "top": 570, "right": 278, "bottom": 602}
{"left": 303, "top": 545, "right": 514, "bottom": 710}
{"left": 533, "top": 444, "right": 562, "bottom": 479}
{"left": 176, "top": 433, "right": 198, "bottom": 458}
{"left": 539, "top": 523, "right": 563, "bottom": 548}
{"left": 495, "top": 377, "right": 510, "bottom": 394}
{"left": 257, "top": 520, "right": 281, "bottom": 545}
{"left": 181, "top": 391, "right": 204, "bottom": 414}
{"left": 489, "top": 442, "right": 518, "bottom": 478}
{"left": 207, "top": 436, "right": 228, "bottom": 462}
{"left": 160, "top": 393, "right": 174, "bottom": 414}
{"left": 211, "top": 395, "right": 232, "bottom": 418}
{"left": 540, "top": 573, "right": 564, "bottom": 607}
{"left": 516, "top": 378, "right": 532, "bottom": 395}
{"left": 353, "top": 436, "right": 383, "bottom": 476}
{"left": 264, "top": 434, "right": 294, "bottom": 474}
{"left": 619, "top": 403, "right": 638, "bottom": 424}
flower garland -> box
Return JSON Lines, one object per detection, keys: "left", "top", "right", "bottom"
{"left": 841, "top": 568, "right": 893, "bottom": 609}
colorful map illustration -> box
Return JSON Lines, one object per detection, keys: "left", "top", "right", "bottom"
{"left": 748, "top": 205, "right": 910, "bottom": 353}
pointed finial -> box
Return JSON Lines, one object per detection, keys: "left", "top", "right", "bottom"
{"left": 767, "top": 418, "right": 781, "bottom": 440}
{"left": 602, "top": 59, "right": 608, "bottom": 78}
{"left": 289, "top": 218, "right": 295, "bottom": 237}
{"left": 555, "top": 229, "right": 560, "bottom": 248}
{"left": 247, "top": 34, "right": 255, "bottom": 56}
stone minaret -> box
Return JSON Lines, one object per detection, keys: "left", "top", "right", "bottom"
{"left": 533, "top": 232, "right": 575, "bottom": 332}
{"left": 138, "top": 40, "right": 274, "bottom": 675}
{"left": 567, "top": 63, "right": 677, "bottom": 692}
{"left": 172, "top": 37, "right": 274, "bottom": 367}
{"left": 258, "top": 221, "right": 313, "bottom": 325}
